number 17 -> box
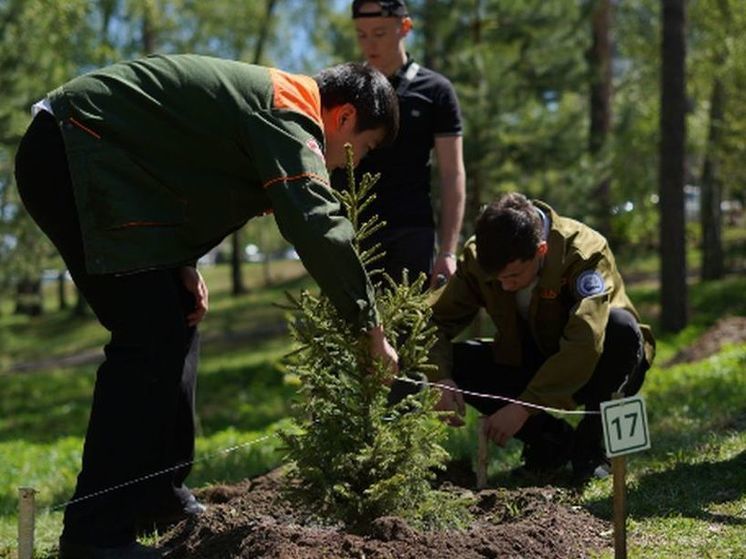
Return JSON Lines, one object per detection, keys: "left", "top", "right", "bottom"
{"left": 611, "top": 412, "right": 638, "bottom": 440}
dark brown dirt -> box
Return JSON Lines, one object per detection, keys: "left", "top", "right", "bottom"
{"left": 664, "top": 316, "right": 746, "bottom": 367}
{"left": 159, "top": 468, "right": 611, "bottom": 559}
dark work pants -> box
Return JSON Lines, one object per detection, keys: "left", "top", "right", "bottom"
{"left": 15, "top": 112, "right": 199, "bottom": 546}
{"left": 363, "top": 226, "right": 435, "bottom": 286}
{"left": 367, "top": 226, "right": 435, "bottom": 404}
{"left": 451, "top": 308, "right": 649, "bottom": 455}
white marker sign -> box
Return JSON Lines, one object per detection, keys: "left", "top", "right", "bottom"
{"left": 600, "top": 395, "right": 651, "bottom": 458}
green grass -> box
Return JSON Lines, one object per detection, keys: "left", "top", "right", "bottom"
{"left": 1, "top": 262, "right": 745, "bottom": 558}
{"left": 582, "top": 345, "right": 746, "bottom": 559}
{"left": 0, "top": 262, "right": 312, "bottom": 557}
{"left": 438, "top": 273, "right": 746, "bottom": 559}
{"left": 0, "top": 260, "right": 310, "bottom": 370}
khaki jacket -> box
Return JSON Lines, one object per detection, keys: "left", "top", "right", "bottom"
{"left": 430, "top": 200, "right": 655, "bottom": 410}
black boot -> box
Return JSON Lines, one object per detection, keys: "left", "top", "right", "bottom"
{"left": 514, "top": 413, "right": 575, "bottom": 477}
{"left": 135, "top": 485, "right": 205, "bottom": 535}
{"left": 571, "top": 416, "right": 611, "bottom": 484}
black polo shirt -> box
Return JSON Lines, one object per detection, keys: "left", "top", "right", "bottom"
{"left": 332, "top": 57, "right": 462, "bottom": 230}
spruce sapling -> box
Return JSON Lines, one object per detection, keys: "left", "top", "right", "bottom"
{"left": 280, "top": 145, "right": 471, "bottom": 533}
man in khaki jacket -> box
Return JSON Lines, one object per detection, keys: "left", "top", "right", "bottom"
{"left": 430, "top": 192, "right": 655, "bottom": 482}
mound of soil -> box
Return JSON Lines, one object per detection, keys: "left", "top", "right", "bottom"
{"left": 665, "top": 316, "right": 746, "bottom": 367}
{"left": 159, "top": 468, "right": 610, "bottom": 559}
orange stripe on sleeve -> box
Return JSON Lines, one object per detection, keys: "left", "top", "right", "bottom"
{"left": 269, "top": 68, "right": 323, "bottom": 130}
{"left": 69, "top": 117, "right": 102, "bottom": 139}
{"left": 262, "top": 172, "right": 329, "bottom": 189}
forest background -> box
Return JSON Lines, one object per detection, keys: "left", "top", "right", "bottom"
{"left": 0, "top": 0, "right": 744, "bottom": 329}
{"left": 1, "top": 1, "right": 745, "bottom": 557}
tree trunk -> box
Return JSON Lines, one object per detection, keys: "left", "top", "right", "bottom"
{"left": 231, "top": 230, "right": 247, "bottom": 295}
{"left": 58, "top": 270, "right": 69, "bottom": 310}
{"left": 468, "top": 0, "right": 485, "bottom": 229}
{"left": 700, "top": 78, "right": 725, "bottom": 280}
{"left": 230, "top": 0, "right": 279, "bottom": 296}
{"left": 588, "top": 0, "right": 612, "bottom": 236}
{"left": 260, "top": 226, "right": 272, "bottom": 287}
{"left": 14, "top": 278, "right": 42, "bottom": 316}
{"left": 469, "top": 1, "right": 486, "bottom": 338}
{"left": 252, "top": 0, "right": 278, "bottom": 64}
{"left": 74, "top": 286, "right": 89, "bottom": 317}
{"left": 421, "top": 0, "right": 438, "bottom": 70}
{"left": 658, "top": 0, "right": 688, "bottom": 332}
{"left": 141, "top": 0, "right": 157, "bottom": 54}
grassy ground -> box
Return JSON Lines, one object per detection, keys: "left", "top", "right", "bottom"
{"left": 1, "top": 259, "right": 744, "bottom": 558}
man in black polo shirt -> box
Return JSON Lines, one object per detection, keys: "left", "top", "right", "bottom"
{"left": 335, "top": 0, "right": 466, "bottom": 289}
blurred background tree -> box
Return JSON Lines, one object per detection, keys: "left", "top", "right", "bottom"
{"left": 1, "top": 0, "right": 744, "bottom": 331}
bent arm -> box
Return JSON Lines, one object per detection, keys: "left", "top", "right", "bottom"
{"left": 267, "top": 177, "right": 379, "bottom": 332}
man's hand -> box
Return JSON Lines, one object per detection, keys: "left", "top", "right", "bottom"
{"left": 434, "top": 378, "right": 465, "bottom": 426}
{"left": 179, "top": 266, "right": 209, "bottom": 327}
{"left": 430, "top": 253, "right": 457, "bottom": 289}
{"left": 367, "top": 324, "right": 399, "bottom": 380}
{"left": 483, "top": 403, "right": 530, "bottom": 447}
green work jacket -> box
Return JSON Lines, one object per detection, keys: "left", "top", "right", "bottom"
{"left": 430, "top": 200, "right": 655, "bottom": 410}
{"left": 47, "top": 54, "right": 377, "bottom": 331}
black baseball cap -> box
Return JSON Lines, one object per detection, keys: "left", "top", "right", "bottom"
{"left": 351, "top": 0, "right": 409, "bottom": 18}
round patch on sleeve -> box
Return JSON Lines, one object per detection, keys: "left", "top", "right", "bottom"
{"left": 575, "top": 270, "right": 605, "bottom": 297}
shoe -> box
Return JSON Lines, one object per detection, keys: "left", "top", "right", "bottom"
{"left": 178, "top": 489, "right": 207, "bottom": 516}
{"left": 59, "top": 539, "right": 161, "bottom": 559}
{"left": 572, "top": 447, "right": 611, "bottom": 484}
{"left": 521, "top": 441, "right": 573, "bottom": 474}
{"left": 135, "top": 487, "right": 206, "bottom": 535}
{"left": 518, "top": 414, "right": 575, "bottom": 474}
{"left": 571, "top": 418, "right": 611, "bottom": 484}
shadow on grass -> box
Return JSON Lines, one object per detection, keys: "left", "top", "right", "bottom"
{"left": 0, "top": 334, "right": 296, "bottom": 444}
{"left": 0, "top": 312, "right": 106, "bottom": 368}
{"left": 585, "top": 450, "right": 746, "bottom": 526}
{"left": 197, "top": 353, "right": 295, "bottom": 435}
{"left": 0, "top": 368, "right": 94, "bottom": 443}
{"left": 628, "top": 274, "right": 746, "bottom": 346}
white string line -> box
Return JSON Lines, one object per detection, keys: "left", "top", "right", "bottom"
{"left": 46, "top": 378, "right": 597, "bottom": 512}
{"left": 47, "top": 432, "right": 279, "bottom": 513}
{"left": 393, "top": 375, "right": 601, "bottom": 416}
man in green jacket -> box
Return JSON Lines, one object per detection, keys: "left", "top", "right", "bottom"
{"left": 430, "top": 192, "right": 655, "bottom": 484}
{"left": 15, "top": 54, "right": 399, "bottom": 559}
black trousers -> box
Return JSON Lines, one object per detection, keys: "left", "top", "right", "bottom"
{"left": 452, "top": 308, "right": 649, "bottom": 453}
{"left": 363, "top": 225, "right": 435, "bottom": 286}
{"left": 15, "top": 112, "right": 199, "bottom": 546}
{"left": 368, "top": 226, "right": 436, "bottom": 404}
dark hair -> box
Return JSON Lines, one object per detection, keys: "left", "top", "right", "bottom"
{"left": 314, "top": 62, "right": 399, "bottom": 147}
{"left": 475, "top": 192, "right": 543, "bottom": 274}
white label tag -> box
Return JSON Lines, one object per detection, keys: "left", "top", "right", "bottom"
{"left": 600, "top": 395, "right": 651, "bottom": 458}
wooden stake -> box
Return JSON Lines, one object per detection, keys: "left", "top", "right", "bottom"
{"left": 476, "top": 416, "right": 488, "bottom": 489}
{"left": 611, "top": 391, "right": 627, "bottom": 559}
{"left": 18, "top": 487, "right": 36, "bottom": 559}
{"left": 612, "top": 455, "right": 627, "bottom": 558}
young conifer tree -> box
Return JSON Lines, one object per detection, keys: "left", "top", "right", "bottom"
{"left": 280, "top": 145, "right": 471, "bottom": 533}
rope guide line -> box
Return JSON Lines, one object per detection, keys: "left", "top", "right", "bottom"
{"left": 47, "top": 432, "right": 278, "bottom": 513}
{"left": 393, "top": 374, "right": 601, "bottom": 416}
{"left": 44, "top": 377, "right": 598, "bottom": 513}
